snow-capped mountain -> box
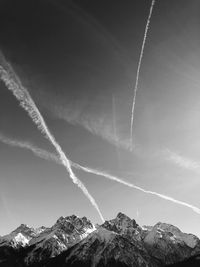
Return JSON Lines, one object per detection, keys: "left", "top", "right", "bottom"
{"left": 0, "top": 213, "right": 200, "bottom": 267}
{"left": 143, "top": 222, "right": 200, "bottom": 265}
{"left": 23, "top": 215, "right": 96, "bottom": 265}
{"left": 0, "top": 224, "right": 47, "bottom": 248}
{"left": 102, "top": 212, "right": 143, "bottom": 244}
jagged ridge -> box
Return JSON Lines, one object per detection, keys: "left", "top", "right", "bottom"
{"left": 0, "top": 213, "right": 199, "bottom": 267}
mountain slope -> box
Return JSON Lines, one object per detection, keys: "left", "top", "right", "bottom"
{"left": 143, "top": 222, "right": 200, "bottom": 265}
{"left": 0, "top": 224, "right": 46, "bottom": 248}
{"left": 43, "top": 227, "right": 158, "bottom": 267}
{"left": 24, "top": 215, "right": 96, "bottom": 265}
{"left": 0, "top": 213, "right": 199, "bottom": 267}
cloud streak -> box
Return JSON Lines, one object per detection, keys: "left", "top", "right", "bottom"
{"left": 51, "top": 102, "right": 131, "bottom": 151}
{"left": 0, "top": 133, "right": 60, "bottom": 165}
{"left": 130, "top": 0, "right": 156, "bottom": 149}
{"left": 0, "top": 51, "right": 104, "bottom": 223}
{"left": 164, "top": 148, "right": 200, "bottom": 173}
{"left": 1, "top": 133, "right": 200, "bottom": 216}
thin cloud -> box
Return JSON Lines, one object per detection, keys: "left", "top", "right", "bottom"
{"left": 42, "top": 97, "right": 132, "bottom": 151}
{"left": 0, "top": 133, "right": 60, "bottom": 164}
{"left": 164, "top": 148, "right": 200, "bottom": 172}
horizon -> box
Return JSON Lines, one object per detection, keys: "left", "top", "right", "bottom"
{"left": 1, "top": 211, "right": 198, "bottom": 238}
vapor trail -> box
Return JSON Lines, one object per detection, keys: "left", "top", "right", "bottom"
{"left": 130, "top": 0, "right": 156, "bottom": 149}
{"left": 72, "top": 163, "right": 200, "bottom": 215}
{"left": 0, "top": 52, "right": 104, "bottom": 223}
{"left": 1, "top": 133, "right": 200, "bottom": 215}
{"left": 0, "top": 133, "right": 60, "bottom": 164}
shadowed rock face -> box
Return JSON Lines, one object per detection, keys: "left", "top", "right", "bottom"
{"left": 102, "top": 212, "right": 142, "bottom": 244}
{"left": 102, "top": 212, "right": 138, "bottom": 233}
{"left": 167, "top": 254, "right": 200, "bottom": 267}
{"left": 0, "top": 213, "right": 200, "bottom": 267}
{"left": 43, "top": 227, "right": 157, "bottom": 267}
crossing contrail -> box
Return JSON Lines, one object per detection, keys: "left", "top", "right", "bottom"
{"left": 0, "top": 51, "right": 104, "bottom": 223}
{"left": 130, "top": 0, "right": 156, "bottom": 149}
{"left": 1, "top": 134, "right": 199, "bottom": 216}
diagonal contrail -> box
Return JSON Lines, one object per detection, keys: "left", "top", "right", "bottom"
{"left": 72, "top": 163, "right": 200, "bottom": 215}
{"left": 0, "top": 51, "right": 104, "bottom": 223}
{"left": 1, "top": 134, "right": 200, "bottom": 215}
{"left": 130, "top": 0, "right": 156, "bottom": 150}
{"left": 0, "top": 133, "right": 60, "bottom": 164}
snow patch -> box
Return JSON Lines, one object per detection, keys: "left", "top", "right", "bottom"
{"left": 35, "top": 227, "right": 46, "bottom": 235}
{"left": 141, "top": 226, "right": 148, "bottom": 230}
{"left": 169, "top": 235, "right": 176, "bottom": 243}
{"left": 157, "top": 227, "right": 164, "bottom": 232}
{"left": 80, "top": 225, "right": 96, "bottom": 240}
{"left": 156, "top": 229, "right": 163, "bottom": 238}
{"left": 14, "top": 233, "right": 29, "bottom": 246}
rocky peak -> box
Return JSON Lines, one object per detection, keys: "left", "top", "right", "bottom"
{"left": 142, "top": 221, "right": 200, "bottom": 265}
{"left": 53, "top": 217, "right": 74, "bottom": 233}
{"left": 116, "top": 212, "right": 138, "bottom": 226}
{"left": 102, "top": 212, "right": 138, "bottom": 235}
{"left": 116, "top": 212, "right": 131, "bottom": 219}
{"left": 153, "top": 222, "right": 181, "bottom": 234}
{"left": 53, "top": 215, "right": 94, "bottom": 234}
{"left": 34, "top": 226, "right": 47, "bottom": 235}
{"left": 25, "top": 215, "right": 96, "bottom": 264}
{"left": 3, "top": 223, "right": 36, "bottom": 240}
{"left": 0, "top": 224, "right": 35, "bottom": 248}
{"left": 13, "top": 224, "right": 35, "bottom": 234}
{"left": 150, "top": 222, "right": 200, "bottom": 248}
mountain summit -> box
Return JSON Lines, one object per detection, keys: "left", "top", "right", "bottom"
{"left": 0, "top": 213, "right": 199, "bottom": 267}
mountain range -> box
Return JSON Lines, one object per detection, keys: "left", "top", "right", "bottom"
{"left": 0, "top": 213, "right": 199, "bottom": 267}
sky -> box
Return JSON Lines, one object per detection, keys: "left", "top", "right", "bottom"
{"left": 0, "top": 0, "right": 200, "bottom": 237}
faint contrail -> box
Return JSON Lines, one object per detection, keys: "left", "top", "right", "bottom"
{"left": 0, "top": 133, "right": 60, "bottom": 164}
{"left": 130, "top": 0, "right": 156, "bottom": 149}
{"left": 1, "top": 134, "right": 200, "bottom": 215}
{"left": 0, "top": 52, "right": 104, "bottom": 223}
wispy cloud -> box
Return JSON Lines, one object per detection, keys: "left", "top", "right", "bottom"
{"left": 164, "top": 148, "right": 200, "bottom": 173}
{"left": 34, "top": 89, "right": 132, "bottom": 152}
{"left": 0, "top": 133, "right": 60, "bottom": 164}
{"left": 36, "top": 90, "right": 200, "bottom": 176}
{"left": 53, "top": 102, "right": 132, "bottom": 151}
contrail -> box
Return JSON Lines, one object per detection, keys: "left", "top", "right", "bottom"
{"left": 0, "top": 133, "right": 60, "bottom": 165}
{"left": 73, "top": 163, "right": 200, "bottom": 215}
{"left": 0, "top": 52, "right": 104, "bottom": 223}
{"left": 1, "top": 134, "right": 200, "bottom": 215}
{"left": 130, "top": 0, "right": 156, "bottom": 149}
